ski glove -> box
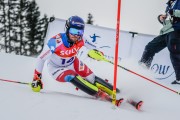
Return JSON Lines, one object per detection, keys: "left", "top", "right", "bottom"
{"left": 31, "top": 80, "right": 43, "bottom": 92}
{"left": 31, "top": 71, "right": 43, "bottom": 92}
{"left": 88, "top": 49, "right": 104, "bottom": 61}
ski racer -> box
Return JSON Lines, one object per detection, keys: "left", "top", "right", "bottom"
{"left": 31, "top": 16, "right": 121, "bottom": 106}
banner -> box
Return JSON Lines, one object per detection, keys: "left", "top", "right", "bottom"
{"left": 44, "top": 18, "right": 175, "bottom": 84}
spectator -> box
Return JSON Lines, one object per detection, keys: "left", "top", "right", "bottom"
{"left": 139, "top": 0, "right": 180, "bottom": 85}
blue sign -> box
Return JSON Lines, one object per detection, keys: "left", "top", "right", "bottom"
{"left": 151, "top": 64, "right": 175, "bottom": 80}
{"left": 89, "top": 33, "right": 101, "bottom": 43}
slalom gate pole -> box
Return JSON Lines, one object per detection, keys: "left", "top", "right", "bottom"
{"left": 102, "top": 59, "right": 180, "bottom": 95}
{"left": 0, "top": 78, "right": 30, "bottom": 85}
{"left": 112, "top": 0, "right": 122, "bottom": 105}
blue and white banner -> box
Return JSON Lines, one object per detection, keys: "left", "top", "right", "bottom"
{"left": 44, "top": 18, "right": 175, "bottom": 85}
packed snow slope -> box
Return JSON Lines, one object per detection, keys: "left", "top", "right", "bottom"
{"left": 0, "top": 53, "right": 180, "bottom": 120}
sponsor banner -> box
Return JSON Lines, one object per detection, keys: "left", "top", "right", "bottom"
{"left": 44, "top": 18, "right": 175, "bottom": 84}
{"left": 151, "top": 49, "right": 175, "bottom": 81}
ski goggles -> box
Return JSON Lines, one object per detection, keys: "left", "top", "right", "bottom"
{"left": 69, "top": 28, "right": 84, "bottom": 36}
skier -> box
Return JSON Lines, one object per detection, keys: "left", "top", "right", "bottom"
{"left": 139, "top": 0, "right": 180, "bottom": 85}
{"left": 31, "top": 16, "right": 121, "bottom": 106}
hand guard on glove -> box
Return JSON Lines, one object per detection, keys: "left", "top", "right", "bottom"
{"left": 88, "top": 49, "right": 104, "bottom": 61}
{"left": 31, "top": 70, "right": 43, "bottom": 92}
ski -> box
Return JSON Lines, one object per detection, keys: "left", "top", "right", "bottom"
{"left": 115, "top": 98, "right": 124, "bottom": 107}
{"left": 41, "top": 90, "right": 143, "bottom": 111}
{"left": 127, "top": 98, "right": 144, "bottom": 111}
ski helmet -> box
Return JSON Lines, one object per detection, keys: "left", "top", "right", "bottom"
{"left": 65, "top": 16, "right": 85, "bottom": 36}
{"left": 65, "top": 16, "right": 85, "bottom": 30}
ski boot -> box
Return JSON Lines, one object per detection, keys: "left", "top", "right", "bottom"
{"left": 96, "top": 89, "right": 111, "bottom": 101}
{"left": 94, "top": 76, "right": 120, "bottom": 95}
{"left": 127, "top": 99, "right": 143, "bottom": 110}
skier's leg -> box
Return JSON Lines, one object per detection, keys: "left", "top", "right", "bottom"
{"left": 71, "top": 76, "right": 123, "bottom": 106}
{"left": 68, "top": 75, "right": 112, "bottom": 101}
{"left": 47, "top": 60, "right": 119, "bottom": 103}
{"left": 70, "top": 75, "right": 98, "bottom": 95}
{"left": 73, "top": 57, "right": 120, "bottom": 95}
{"left": 49, "top": 65, "right": 120, "bottom": 104}
{"left": 94, "top": 76, "right": 120, "bottom": 95}
{"left": 51, "top": 68, "right": 105, "bottom": 98}
{"left": 72, "top": 57, "right": 95, "bottom": 83}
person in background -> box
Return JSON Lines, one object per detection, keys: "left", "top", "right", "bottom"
{"left": 139, "top": 0, "right": 180, "bottom": 85}
{"left": 31, "top": 15, "right": 122, "bottom": 105}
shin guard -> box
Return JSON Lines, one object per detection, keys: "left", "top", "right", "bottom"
{"left": 94, "top": 76, "right": 120, "bottom": 95}
{"left": 70, "top": 76, "right": 98, "bottom": 96}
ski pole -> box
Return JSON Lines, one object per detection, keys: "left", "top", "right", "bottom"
{"left": 101, "top": 58, "right": 180, "bottom": 95}
{"left": 0, "top": 78, "right": 30, "bottom": 85}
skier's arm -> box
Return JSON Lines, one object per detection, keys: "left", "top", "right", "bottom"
{"left": 77, "top": 46, "right": 105, "bottom": 61}
{"left": 77, "top": 46, "right": 89, "bottom": 60}
{"left": 81, "top": 37, "right": 105, "bottom": 61}
{"left": 32, "top": 45, "right": 52, "bottom": 92}
{"left": 35, "top": 45, "right": 52, "bottom": 74}
{"left": 88, "top": 49, "right": 104, "bottom": 61}
{"left": 77, "top": 37, "right": 100, "bottom": 61}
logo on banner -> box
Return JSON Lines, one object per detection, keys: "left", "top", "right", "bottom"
{"left": 87, "top": 33, "right": 121, "bottom": 61}
{"left": 85, "top": 39, "right": 97, "bottom": 48}
{"left": 89, "top": 33, "right": 101, "bottom": 43}
{"left": 151, "top": 64, "right": 175, "bottom": 80}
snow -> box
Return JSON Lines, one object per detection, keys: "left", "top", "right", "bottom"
{"left": 0, "top": 52, "right": 180, "bottom": 120}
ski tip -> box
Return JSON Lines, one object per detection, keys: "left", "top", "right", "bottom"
{"left": 116, "top": 98, "right": 124, "bottom": 107}
{"left": 136, "top": 101, "right": 143, "bottom": 110}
